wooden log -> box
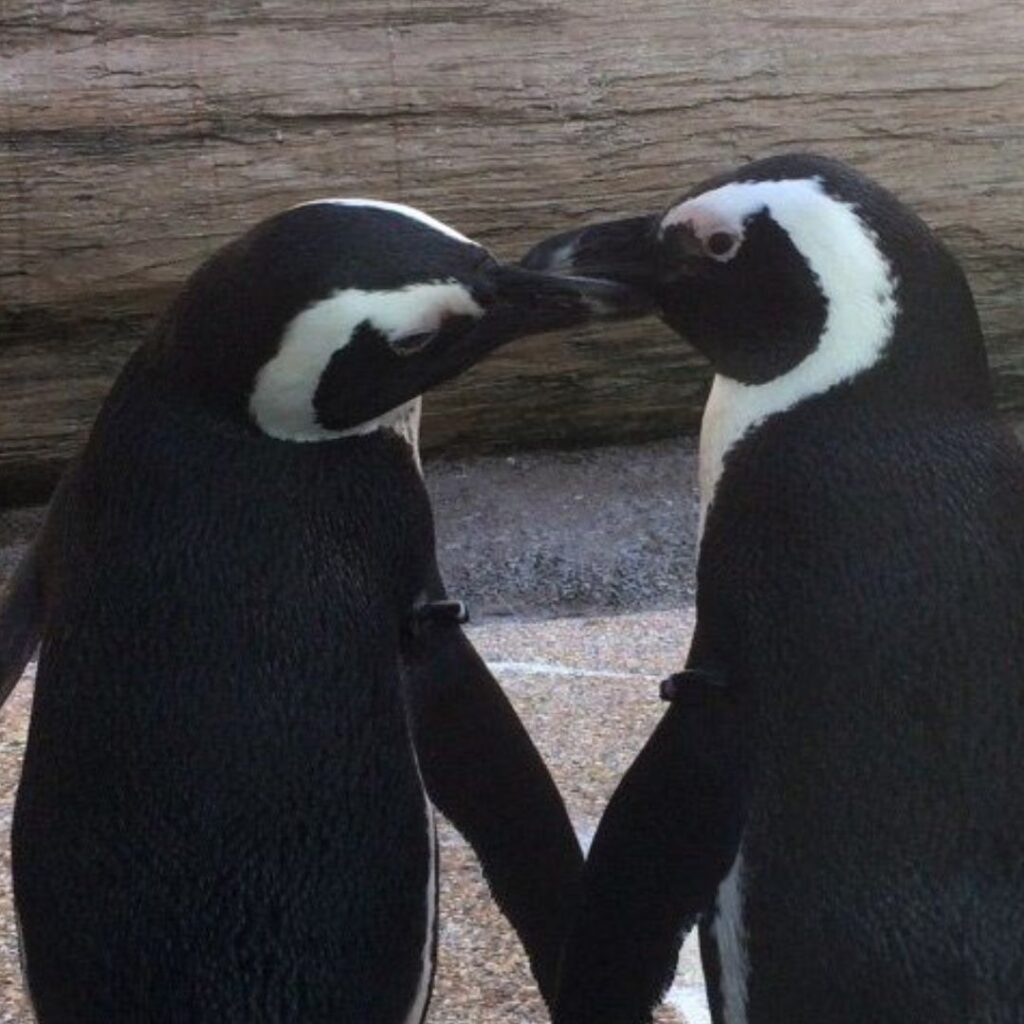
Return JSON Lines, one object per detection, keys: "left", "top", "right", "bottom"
{"left": 2, "top": 0, "right": 1023, "bottom": 505}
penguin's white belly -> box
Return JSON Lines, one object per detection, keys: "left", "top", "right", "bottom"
{"left": 403, "top": 795, "right": 438, "bottom": 1024}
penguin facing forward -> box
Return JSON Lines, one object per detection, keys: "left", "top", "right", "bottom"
{"left": 525, "top": 154, "right": 1024, "bottom": 1024}
{"left": 1, "top": 199, "right": 648, "bottom": 1023}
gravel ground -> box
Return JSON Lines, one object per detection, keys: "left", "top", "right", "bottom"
{"left": 427, "top": 438, "right": 701, "bottom": 618}
{"left": 0, "top": 438, "right": 706, "bottom": 1023}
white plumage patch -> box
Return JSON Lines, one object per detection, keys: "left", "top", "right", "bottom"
{"left": 711, "top": 850, "right": 749, "bottom": 1024}
{"left": 663, "top": 178, "right": 899, "bottom": 524}
{"left": 367, "top": 397, "right": 425, "bottom": 477}
{"left": 248, "top": 282, "right": 482, "bottom": 443}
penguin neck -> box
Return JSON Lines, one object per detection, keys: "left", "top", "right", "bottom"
{"left": 138, "top": 332, "right": 426, "bottom": 475}
{"left": 696, "top": 198, "right": 994, "bottom": 537}
{"left": 697, "top": 375, "right": 740, "bottom": 530}
{"left": 337, "top": 397, "right": 424, "bottom": 476}
{"left": 697, "top": 322, "right": 895, "bottom": 533}
{"left": 696, "top": 198, "right": 899, "bottom": 531}
{"left": 698, "top": 326, "right": 995, "bottom": 536}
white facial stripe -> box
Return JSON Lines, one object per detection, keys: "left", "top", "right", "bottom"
{"left": 677, "top": 178, "right": 898, "bottom": 525}
{"left": 249, "top": 282, "right": 481, "bottom": 443}
{"left": 297, "top": 198, "right": 480, "bottom": 247}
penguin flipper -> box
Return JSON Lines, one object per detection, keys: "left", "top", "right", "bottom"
{"left": 553, "top": 671, "right": 752, "bottom": 1024}
{"left": 0, "top": 540, "right": 44, "bottom": 707}
{"left": 400, "top": 618, "right": 583, "bottom": 1010}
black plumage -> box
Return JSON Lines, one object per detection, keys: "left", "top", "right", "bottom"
{"left": 527, "top": 154, "right": 1024, "bottom": 1024}
{"left": 2, "top": 200, "right": 645, "bottom": 1022}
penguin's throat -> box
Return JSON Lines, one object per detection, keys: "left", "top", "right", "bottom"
{"left": 697, "top": 325, "right": 895, "bottom": 529}
{"left": 340, "top": 398, "right": 424, "bottom": 473}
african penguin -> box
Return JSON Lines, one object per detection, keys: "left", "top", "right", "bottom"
{"left": 1, "top": 198, "right": 647, "bottom": 1023}
{"left": 525, "top": 153, "right": 1024, "bottom": 1024}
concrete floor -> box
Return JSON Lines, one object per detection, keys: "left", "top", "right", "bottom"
{"left": 0, "top": 438, "right": 708, "bottom": 1023}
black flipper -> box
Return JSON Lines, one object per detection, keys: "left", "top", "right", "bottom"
{"left": 400, "top": 605, "right": 583, "bottom": 1011}
{"left": 553, "top": 664, "right": 752, "bottom": 1024}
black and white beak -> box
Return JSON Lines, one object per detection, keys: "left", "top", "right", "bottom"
{"left": 520, "top": 215, "right": 663, "bottom": 295}
{"left": 482, "top": 262, "right": 655, "bottom": 332}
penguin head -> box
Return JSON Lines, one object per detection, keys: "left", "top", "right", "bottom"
{"left": 158, "top": 199, "right": 649, "bottom": 440}
{"left": 524, "top": 154, "right": 989, "bottom": 404}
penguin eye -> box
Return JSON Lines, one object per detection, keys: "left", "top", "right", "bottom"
{"left": 704, "top": 231, "right": 740, "bottom": 261}
{"left": 390, "top": 330, "right": 439, "bottom": 356}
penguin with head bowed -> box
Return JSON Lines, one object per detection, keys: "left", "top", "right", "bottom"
{"left": 525, "top": 154, "right": 1024, "bottom": 1024}
{"left": 0, "top": 197, "right": 649, "bottom": 1023}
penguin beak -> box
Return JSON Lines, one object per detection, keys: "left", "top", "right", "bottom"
{"left": 482, "top": 263, "right": 655, "bottom": 333}
{"left": 520, "top": 214, "right": 663, "bottom": 297}
{"left": 414, "top": 263, "right": 654, "bottom": 383}
{"left": 317, "top": 264, "right": 654, "bottom": 431}
{"left": 418, "top": 262, "right": 654, "bottom": 380}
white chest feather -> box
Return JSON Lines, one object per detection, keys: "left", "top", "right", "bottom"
{"left": 344, "top": 396, "right": 425, "bottom": 478}
{"left": 391, "top": 397, "right": 424, "bottom": 478}
{"left": 697, "top": 375, "right": 737, "bottom": 528}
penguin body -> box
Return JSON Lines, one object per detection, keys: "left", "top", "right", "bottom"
{"left": 16, "top": 374, "right": 441, "bottom": 1023}
{"left": 5, "top": 199, "right": 644, "bottom": 1022}
{"left": 525, "top": 155, "right": 1024, "bottom": 1023}
{"left": 696, "top": 372, "right": 1024, "bottom": 1024}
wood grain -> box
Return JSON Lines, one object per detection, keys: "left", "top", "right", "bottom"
{"left": 2, "top": 0, "right": 1023, "bottom": 503}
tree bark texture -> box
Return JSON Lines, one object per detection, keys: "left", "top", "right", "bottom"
{"left": 2, "top": 0, "right": 1022, "bottom": 503}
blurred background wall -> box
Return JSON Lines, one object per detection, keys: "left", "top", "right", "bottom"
{"left": 2, "top": 0, "right": 1022, "bottom": 504}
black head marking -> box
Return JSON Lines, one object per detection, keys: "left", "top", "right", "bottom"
{"left": 143, "top": 200, "right": 648, "bottom": 440}
{"left": 524, "top": 152, "right": 992, "bottom": 409}
{"left": 152, "top": 202, "right": 490, "bottom": 426}
{"left": 658, "top": 208, "right": 829, "bottom": 385}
